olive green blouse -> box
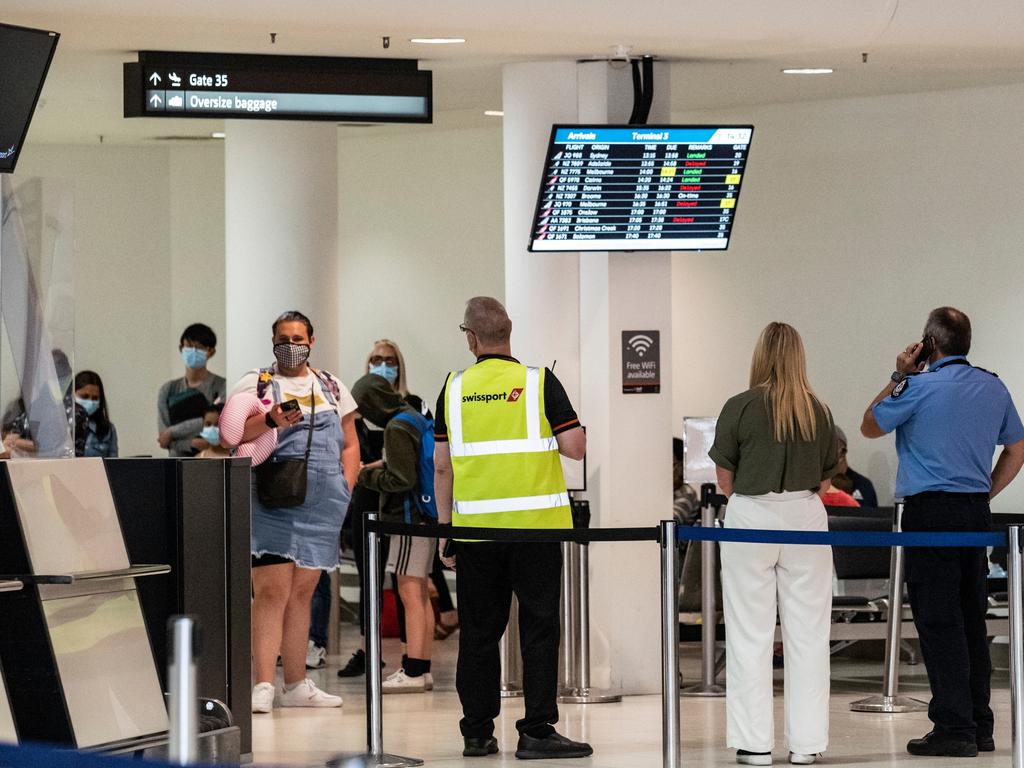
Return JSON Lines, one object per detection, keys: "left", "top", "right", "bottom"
{"left": 709, "top": 388, "right": 839, "bottom": 495}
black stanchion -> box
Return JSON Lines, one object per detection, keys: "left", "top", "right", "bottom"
{"left": 682, "top": 483, "right": 725, "bottom": 698}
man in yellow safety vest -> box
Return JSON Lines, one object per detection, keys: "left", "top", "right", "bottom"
{"left": 435, "top": 296, "right": 591, "bottom": 761}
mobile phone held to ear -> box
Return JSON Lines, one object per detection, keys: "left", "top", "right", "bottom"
{"left": 914, "top": 336, "right": 935, "bottom": 367}
{"left": 280, "top": 399, "right": 301, "bottom": 413}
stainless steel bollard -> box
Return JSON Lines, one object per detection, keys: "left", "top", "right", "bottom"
{"left": 560, "top": 541, "right": 577, "bottom": 695}
{"left": 167, "top": 616, "right": 198, "bottom": 766}
{"left": 1008, "top": 525, "right": 1023, "bottom": 768}
{"left": 500, "top": 595, "right": 524, "bottom": 698}
{"left": 559, "top": 542, "right": 622, "bottom": 704}
{"left": 850, "top": 502, "right": 927, "bottom": 713}
{"left": 661, "top": 520, "right": 681, "bottom": 768}
{"left": 682, "top": 498, "right": 725, "bottom": 697}
{"left": 328, "top": 513, "right": 422, "bottom": 768}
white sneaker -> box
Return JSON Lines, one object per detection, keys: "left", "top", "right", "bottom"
{"left": 382, "top": 668, "right": 426, "bottom": 694}
{"left": 278, "top": 678, "right": 342, "bottom": 708}
{"left": 789, "top": 754, "right": 818, "bottom": 765}
{"left": 736, "top": 751, "right": 772, "bottom": 766}
{"left": 251, "top": 682, "right": 275, "bottom": 713}
{"left": 424, "top": 672, "right": 434, "bottom": 691}
{"left": 306, "top": 640, "right": 326, "bottom": 669}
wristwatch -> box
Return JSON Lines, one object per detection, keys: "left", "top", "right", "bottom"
{"left": 890, "top": 371, "right": 907, "bottom": 384}
{"left": 264, "top": 411, "right": 276, "bottom": 428}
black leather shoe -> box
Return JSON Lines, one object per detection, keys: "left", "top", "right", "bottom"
{"left": 516, "top": 732, "right": 593, "bottom": 760}
{"left": 977, "top": 735, "right": 995, "bottom": 753}
{"left": 463, "top": 737, "right": 498, "bottom": 757}
{"left": 907, "top": 731, "right": 978, "bottom": 757}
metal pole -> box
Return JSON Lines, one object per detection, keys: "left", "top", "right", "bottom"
{"left": 850, "top": 502, "right": 927, "bottom": 713}
{"left": 559, "top": 541, "right": 622, "bottom": 704}
{"left": 560, "top": 541, "right": 576, "bottom": 695}
{"left": 500, "top": 595, "right": 524, "bottom": 698}
{"left": 1008, "top": 525, "right": 1023, "bottom": 768}
{"left": 167, "top": 616, "right": 198, "bottom": 766}
{"left": 328, "top": 513, "right": 422, "bottom": 768}
{"left": 682, "top": 499, "right": 725, "bottom": 697}
{"left": 661, "top": 520, "right": 681, "bottom": 768}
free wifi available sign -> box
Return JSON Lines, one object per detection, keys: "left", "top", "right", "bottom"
{"left": 622, "top": 330, "right": 660, "bottom": 394}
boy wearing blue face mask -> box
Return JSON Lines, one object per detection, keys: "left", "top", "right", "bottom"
{"left": 157, "top": 323, "right": 227, "bottom": 457}
{"left": 197, "top": 404, "right": 230, "bottom": 459}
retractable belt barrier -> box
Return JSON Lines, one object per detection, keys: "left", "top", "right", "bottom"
{"left": 340, "top": 514, "right": 1024, "bottom": 768}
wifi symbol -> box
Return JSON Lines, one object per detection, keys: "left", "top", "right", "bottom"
{"left": 627, "top": 334, "right": 655, "bottom": 357}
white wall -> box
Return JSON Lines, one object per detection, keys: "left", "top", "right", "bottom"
{"left": 671, "top": 83, "right": 1024, "bottom": 513}
{"left": 14, "top": 143, "right": 225, "bottom": 457}
{"left": 337, "top": 125, "right": 504, "bottom": 401}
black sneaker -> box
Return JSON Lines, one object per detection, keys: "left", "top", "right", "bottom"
{"left": 463, "top": 737, "right": 499, "bottom": 757}
{"left": 977, "top": 735, "right": 995, "bottom": 753}
{"left": 907, "top": 731, "right": 978, "bottom": 757}
{"left": 515, "top": 732, "right": 592, "bottom": 760}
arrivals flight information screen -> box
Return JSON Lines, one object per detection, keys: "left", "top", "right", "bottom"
{"left": 528, "top": 125, "right": 753, "bottom": 252}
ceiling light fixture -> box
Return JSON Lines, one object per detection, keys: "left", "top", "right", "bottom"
{"left": 782, "top": 68, "right": 834, "bottom": 75}
{"left": 484, "top": 110, "right": 504, "bottom": 117}
{"left": 410, "top": 37, "right": 465, "bottom": 44}
{"left": 211, "top": 132, "right": 226, "bottom": 139}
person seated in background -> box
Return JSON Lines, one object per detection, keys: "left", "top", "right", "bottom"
{"left": 197, "top": 403, "right": 230, "bottom": 459}
{"left": 832, "top": 427, "right": 878, "bottom": 507}
{"left": 73, "top": 370, "right": 118, "bottom": 458}
{"left": 158, "top": 323, "right": 226, "bottom": 456}
{"left": 672, "top": 437, "right": 700, "bottom": 526}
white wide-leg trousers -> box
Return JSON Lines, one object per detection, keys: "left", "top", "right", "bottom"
{"left": 720, "top": 491, "right": 833, "bottom": 754}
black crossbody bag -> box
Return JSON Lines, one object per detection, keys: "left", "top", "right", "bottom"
{"left": 255, "top": 395, "right": 315, "bottom": 508}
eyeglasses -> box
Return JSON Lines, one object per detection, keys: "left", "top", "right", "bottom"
{"left": 459, "top": 323, "right": 474, "bottom": 334}
{"left": 369, "top": 355, "right": 399, "bottom": 366}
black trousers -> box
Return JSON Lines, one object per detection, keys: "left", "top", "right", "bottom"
{"left": 903, "top": 492, "right": 993, "bottom": 741}
{"left": 455, "top": 541, "right": 562, "bottom": 739}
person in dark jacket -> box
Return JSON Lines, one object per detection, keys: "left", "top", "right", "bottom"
{"left": 352, "top": 373, "right": 437, "bottom": 693}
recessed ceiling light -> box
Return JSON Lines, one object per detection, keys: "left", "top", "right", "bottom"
{"left": 211, "top": 131, "right": 226, "bottom": 139}
{"left": 484, "top": 110, "right": 504, "bottom": 117}
{"left": 410, "top": 37, "right": 465, "bottom": 44}
{"left": 781, "top": 68, "right": 834, "bottom": 75}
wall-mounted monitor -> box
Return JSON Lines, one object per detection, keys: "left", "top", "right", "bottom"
{"left": 124, "top": 51, "right": 431, "bottom": 123}
{"left": 529, "top": 125, "right": 753, "bottom": 252}
{"left": 0, "top": 23, "right": 60, "bottom": 174}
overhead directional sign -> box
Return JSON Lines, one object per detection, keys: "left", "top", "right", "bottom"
{"left": 124, "top": 51, "right": 432, "bottom": 123}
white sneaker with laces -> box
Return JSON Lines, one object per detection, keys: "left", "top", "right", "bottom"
{"left": 382, "top": 668, "right": 427, "bottom": 694}
{"left": 278, "top": 678, "right": 342, "bottom": 708}
{"left": 251, "top": 682, "right": 275, "bottom": 713}
{"left": 789, "top": 754, "right": 817, "bottom": 765}
{"left": 306, "top": 640, "right": 326, "bottom": 669}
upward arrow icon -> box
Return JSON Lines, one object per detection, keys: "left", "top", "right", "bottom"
{"left": 149, "top": 93, "right": 163, "bottom": 108}
{"left": 149, "top": 72, "right": 162, "bottom": 85}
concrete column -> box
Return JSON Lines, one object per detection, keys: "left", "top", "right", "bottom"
{"left": 224, "top": 121, "right": 339, "bottom": 384}
{"left": 503, "top": 60, "right": 674, "bottom": 694}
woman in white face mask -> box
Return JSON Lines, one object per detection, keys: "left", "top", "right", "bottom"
{"left": 74, "top": 370, "right": 118, "bottom": 458}
{"left": 224, "top": 310, "right": 360, "bottom": 714}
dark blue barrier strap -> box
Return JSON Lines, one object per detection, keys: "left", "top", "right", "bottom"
{"left": 676, "top": 526, "right": 1006, "bottom": 548}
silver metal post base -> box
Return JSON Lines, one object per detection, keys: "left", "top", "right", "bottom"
{"left": 501, "top": 685, "right": 524, "bottom": 699}
{"left": 559, "top": 688, "right": 622, "bottom": 704}
{"left": 680, "top": 682, "right": 726, "bottom": 697}
{"left": 849, "top": 694, "right": 928, "bottom": 713}
{"left": 327, "top": 752, "right": 424, "bottom": 767}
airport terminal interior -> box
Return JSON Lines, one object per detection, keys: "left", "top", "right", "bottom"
{"left": 4, "top": 2, "right": 1024, "bottom": 767}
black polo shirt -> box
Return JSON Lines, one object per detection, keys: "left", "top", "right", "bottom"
{"left": 434, "top": 354, "right": 580, "bottom": 442}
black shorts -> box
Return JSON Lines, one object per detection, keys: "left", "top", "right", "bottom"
{"left": 252, "top": 552, "right": 294, "bottom": 568}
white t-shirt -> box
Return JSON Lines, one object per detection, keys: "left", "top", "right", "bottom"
{"left": 230, "top": 367, "right": 357, "bottom": 423}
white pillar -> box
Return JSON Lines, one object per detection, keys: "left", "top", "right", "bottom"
{"left": 503, "top": 60, "right": 674, "bottom": 694}
{"left": 224, "top": 121, "right": 339, "bottom": 384}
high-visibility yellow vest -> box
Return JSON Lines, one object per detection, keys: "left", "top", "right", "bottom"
{"left": 445, "top": 358, "right": 571, "bottom": 530}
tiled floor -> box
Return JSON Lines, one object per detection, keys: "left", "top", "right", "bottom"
{"left": 251, "top": 636, "right": 1012, "bottom": 767}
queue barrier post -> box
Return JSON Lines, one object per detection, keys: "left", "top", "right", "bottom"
{"left": 661, "top": 519, "right": 681, "bottom": 768}
{"left": 167, "top": 616, "right": 198, "bottom": 766}
{"left": 850, "top": 502, "right": 927, "bottom": 713}
{"left": 1009, "top": 525, "right": 1023, "bottom": 768}
{"left": 500, "top": 595, "right": 524, "bottom": 698}
{"left": 559, "top": 541, "right": 578, "bottom": 696}
{"left": 328, "top": 513, "right": 423, "bottom": 768}
{"left": 682, "top": 484, "right": 726, "bottom": 698}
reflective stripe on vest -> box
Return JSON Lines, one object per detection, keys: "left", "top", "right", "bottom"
{"left": 454, "top": 492, "right": 571, "bottom": 516}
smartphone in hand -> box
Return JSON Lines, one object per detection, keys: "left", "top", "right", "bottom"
{"left": 280, "top": 399, "right": 301, "bottom": 413}
{"left": 914, "top": 336, "right": 935, "bottom": 368}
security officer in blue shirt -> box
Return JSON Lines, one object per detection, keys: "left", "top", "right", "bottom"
{"left": 862, "top": 306, "right": 1024, "bottom": 758}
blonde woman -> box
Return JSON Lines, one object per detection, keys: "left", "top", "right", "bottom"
{"left": 710, "top": 322, "right": 839, "bottom": 766}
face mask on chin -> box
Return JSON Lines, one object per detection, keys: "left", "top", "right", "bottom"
{"left": 274, "top": 342, "right": 311, "bottom": 370}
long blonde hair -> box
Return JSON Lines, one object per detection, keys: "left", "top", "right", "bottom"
{"left": 749, "top": 322, "right": 825, "bottom": 442}
{"left": 366, "top": 339, "right": 409, "bottom": 397}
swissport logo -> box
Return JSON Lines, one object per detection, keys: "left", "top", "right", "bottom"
{"left": 507, "top": 388, "right": 523, "bottom": 403}
{"left": 462, "top": 388, "right": 525, "bottom": 405}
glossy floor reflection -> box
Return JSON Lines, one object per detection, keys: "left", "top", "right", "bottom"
{"left": 252, "top": 637, "right": 1012, "bottom": 767}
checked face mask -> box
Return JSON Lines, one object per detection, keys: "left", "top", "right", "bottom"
{"left": 273, "top": 342, "right": 310, "bottom": 369}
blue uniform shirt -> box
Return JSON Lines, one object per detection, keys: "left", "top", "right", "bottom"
{"left": 873, "top": 356, "right": 1024, "bottom": 497}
